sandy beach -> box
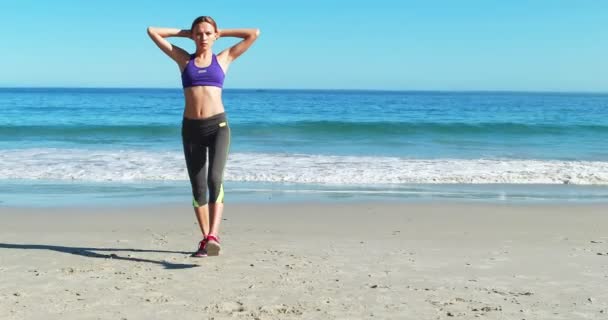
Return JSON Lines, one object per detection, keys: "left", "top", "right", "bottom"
{"left": 1, "top": 202, "right": 607, "bottom": 319}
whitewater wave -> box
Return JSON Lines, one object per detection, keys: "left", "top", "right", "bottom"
{"left": 1, "top": 148, "right": 608, "bottom": 185}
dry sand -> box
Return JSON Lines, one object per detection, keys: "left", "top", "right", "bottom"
{"left": 1, "top": 202, "right": 607, "bottom": 319}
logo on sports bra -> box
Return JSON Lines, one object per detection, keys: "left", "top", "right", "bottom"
{"left": 198, "top": 69, "right": 207, "bottom": 73}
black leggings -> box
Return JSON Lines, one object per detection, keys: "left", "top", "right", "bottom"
{"left": 181, "top": 113, "right": 230, "bottom": 206}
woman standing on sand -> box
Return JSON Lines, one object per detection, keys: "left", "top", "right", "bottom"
{"left": 147, "top": 16, "right": 260, "bottom": 257}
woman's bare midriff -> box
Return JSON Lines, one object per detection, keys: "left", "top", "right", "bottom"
{"left": 183, "top": 86, "right": 225, "bottom": 119}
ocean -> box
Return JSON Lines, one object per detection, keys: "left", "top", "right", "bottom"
{"left": 1, "top": 88, "right": 608, "bottom": 206}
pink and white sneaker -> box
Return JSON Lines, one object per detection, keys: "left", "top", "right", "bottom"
{"left": 205, "top": 235, "right": 221, "bottom": 256}
{"left": 191, "top": 238, "right": 208, "bottom": 258}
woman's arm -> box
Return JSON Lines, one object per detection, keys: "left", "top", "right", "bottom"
{"left": 146, "top": 27, "right": 191, "bottom": 65}
{"left": 217, "top": 28, "right": 261, "bottom": 65}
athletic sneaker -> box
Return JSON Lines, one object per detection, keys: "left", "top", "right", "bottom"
{"left": 205, "top": 235, "right": 221, "bottom": 256}
{"left": 191, "top": 238, "right": 208, "bottom": 258}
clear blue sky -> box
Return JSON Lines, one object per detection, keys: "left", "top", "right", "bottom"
{"left": 1, "top": 0, "right": 606, "bottom": 92}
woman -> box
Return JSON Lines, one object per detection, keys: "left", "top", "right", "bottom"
{"left": 147, "top": 16, "right": 260, "bottom": 257}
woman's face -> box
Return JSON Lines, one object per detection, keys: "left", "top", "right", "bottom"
{"left": 192, "top": 22, "right": 217, "bottom": 50}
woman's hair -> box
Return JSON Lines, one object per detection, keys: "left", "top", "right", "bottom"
{"left": 190, "top": 16, "right": 218, "bottom": 32}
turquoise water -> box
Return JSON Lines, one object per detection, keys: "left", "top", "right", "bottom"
{"left": 1, "top": 88, "right": 608, "bottom": 206}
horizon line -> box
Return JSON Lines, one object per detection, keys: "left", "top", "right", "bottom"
{"left": 1, "top": 86, "right": 607, "bottom": 95}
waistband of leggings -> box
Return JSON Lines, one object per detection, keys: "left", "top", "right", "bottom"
{"left": 182, "top": 113, "right": 227, "bottom": 127}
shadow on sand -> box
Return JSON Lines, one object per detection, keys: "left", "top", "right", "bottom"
{"left": 0, "top": 243, "right": 199, "bottom": 269}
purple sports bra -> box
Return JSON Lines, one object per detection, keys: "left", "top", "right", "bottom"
{"left": 181, "top": 54, "right": 225, "bottom": 88}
